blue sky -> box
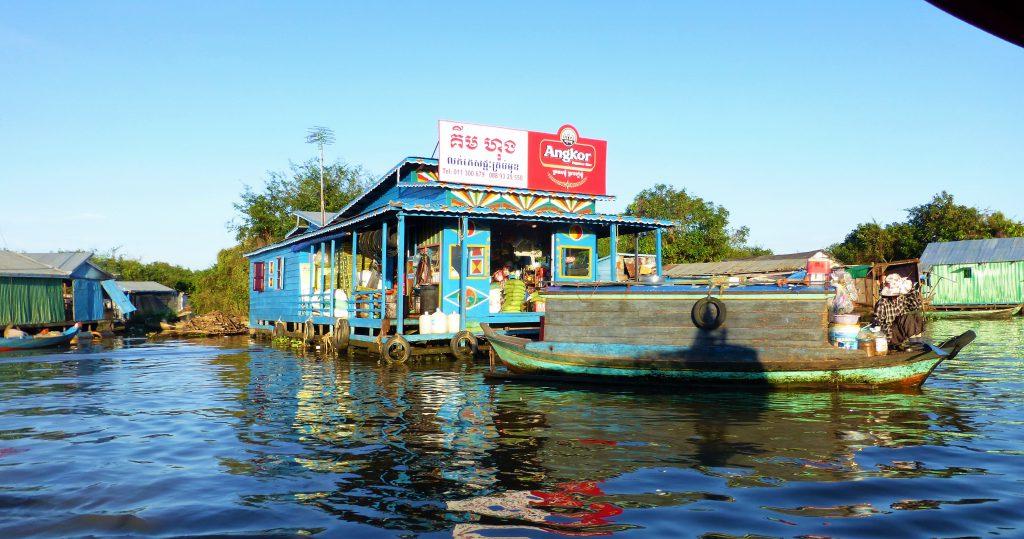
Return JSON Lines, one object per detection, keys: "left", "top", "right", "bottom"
{"left": 1, "top": 1, "right": 1021, "bottom": 269}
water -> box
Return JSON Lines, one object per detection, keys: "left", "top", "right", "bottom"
{"left": 1, "top": 320, "right": 1023, "bottom": 538}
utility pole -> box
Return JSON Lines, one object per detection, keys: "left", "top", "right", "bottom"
{"left": 306, "top": 126, "right": 335, "bottom": 228}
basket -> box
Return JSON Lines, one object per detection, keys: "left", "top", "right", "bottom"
{"left": 829, "top": 313, "right": 860, "bottom": 325}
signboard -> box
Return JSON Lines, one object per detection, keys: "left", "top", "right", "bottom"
{"left": 438, "top": 121, "right": 607, "bottom": 196}
{"left": 438, "top": 120, "right": 529, "bottom": 189}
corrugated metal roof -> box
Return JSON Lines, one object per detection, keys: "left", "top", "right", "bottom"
{"left": 24, "top": 251, "right": 93, "bottom": 273}
{"left": 332, "top": 157, "right": 436, "bottom": 222}
{"left": 0, "top": 250, "right": 67, "bottom": 278}
{"left": 116, "top": 281, "right": 176, "bottom": 293}
{"left": 406, "top": 180, "right": 614, "bottom": 202}
{"left": 919, "top": 238, "right": 1024, "bottom": 271}
{"left": 665, "top": 251, "right": 831, "bottom": 277}
{"left": 293, "top": 210, "right": 340, "bottom": 228}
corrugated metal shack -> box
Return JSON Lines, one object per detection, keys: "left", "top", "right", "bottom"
{"left": 664, "top": 250, "right": 834, "bottom": 281}
{"left": 116, "top": 281, "right": 182, "bottom": 318}
{"left": 0, "top": 250, "right": 119, "bottom": 329}
{"left": 920, "top": 238, "right": 1024, "bottom": 308}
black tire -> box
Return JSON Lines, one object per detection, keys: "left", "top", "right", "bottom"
{"left": 691, "top": 297, "right": 727, "bottom": 330}
{"left": 273, "top": 321, "right": 285, "bottom": 337}
{"left": 332, "top": 318, "right": 350, "bottom": 349}
{"left": 450, "top": 330, "right": 478, "bottom": 360}
{"left": 382, "top": 335, "right": 411, "bottom": 363}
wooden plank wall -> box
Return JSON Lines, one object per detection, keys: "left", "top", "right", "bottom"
{"left": 544, "top": 297, "right": 829, "bottom": 347}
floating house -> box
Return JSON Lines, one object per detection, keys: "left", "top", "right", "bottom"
{"left": 920, "top": 238, "right": 1024, "bottom": 308}
{"left": 0, "top": 250, "right": 133, "bottom": 329}
{"left": 246, "top": 121, "right": 674, "bottom": 360}
{"left": 116, "top": 281, "right": 182, "bottom": 318}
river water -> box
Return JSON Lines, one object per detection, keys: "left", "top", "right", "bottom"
{"left": 1, "top": 319, "right": 1023, "bottom": 538}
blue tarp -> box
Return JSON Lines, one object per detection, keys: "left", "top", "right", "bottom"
{"left": 101, "top": 279, "right": 136, "bottom": 317}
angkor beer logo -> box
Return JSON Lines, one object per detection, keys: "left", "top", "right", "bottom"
{"left": 538, "top": 125, "right": 597, "bottom": 189}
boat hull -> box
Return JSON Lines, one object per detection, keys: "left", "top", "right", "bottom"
{"left": 484, "top": 327, "right": 976, "bottom": 390}
{"left": 0, "top": 324, "right": 80, "bottom": 352}
{"left": 925, "top": 305, "right": 1022, "bottom": 320}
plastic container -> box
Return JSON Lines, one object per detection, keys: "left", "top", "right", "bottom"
{"left": 447, "top": 311, "right": 461, "bottom": 333}
{"left": 829, "top": 323, "right": 860, "bottom": 350}
{"left": 431, "top": 310, "right": 448, "bottom": 334}
{"left": 419, "top": 311, "right": 431, "bottom": 333}
{"left": 419, "top": 284, "right": 438, "bottom": 314}
{"left": 875, "top": 335, "right": 888, "bottom": 356}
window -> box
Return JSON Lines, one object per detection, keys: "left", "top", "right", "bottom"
{"left": 559, "top": 246, "right": 592, "bottom": 278}
{"left": 276, "top": 256, "right": 285, "bottom": 289}
{"left": 962, "top": 267, "right": 973, "bottom": 279}
{"left": 267, "top": 261, "right": 276, "bottom": 289}
{"left": 253, "top": 261, "right": 266, "bottom": 292}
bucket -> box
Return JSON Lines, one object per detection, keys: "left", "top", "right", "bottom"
{"left": 829, "top": 323, "right": 860, "bottom": 350}
{"left": 419, "top": 284, "right": 438, "bottom": 314}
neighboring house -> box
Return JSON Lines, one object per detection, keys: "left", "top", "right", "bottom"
{"left": 664, "top": 250, "right": 836, "bottom": 281}
{"left": 920, "top": 238, "right": 1024, "bottom": 307}
{"left": 0, "top": 250, "right": 134, "bottom": 327}
{"left": 116, "top": 281, "right": 182, "bottom": 318}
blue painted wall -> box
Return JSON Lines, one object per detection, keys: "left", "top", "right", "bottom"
{"left": 249, "top": 245, "right": 309, "bottom": 328}
{"left": 439, "top": 220, "right": 491, "bottom": 319}
{"left": 552, "top": 225, "right": 597, "bottom": 282}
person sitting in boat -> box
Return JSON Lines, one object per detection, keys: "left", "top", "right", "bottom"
{"left": 3, "top": 325, "right": 28, "bottom": 339}
{"left": 872, "top": 274, "right": 925, "bottom": 350}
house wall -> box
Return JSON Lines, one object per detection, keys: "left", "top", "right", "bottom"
{"left": 928, "top": 261, "right": 1024, "bottom": 306}
{"left": 249, "top": 246, "right": 309, "bottom": 328}
{"left": 72, "top": 279, "right": 104, "bottom": 321}
{"left": 0, "top": 276, "right": 65, "bottom": 325}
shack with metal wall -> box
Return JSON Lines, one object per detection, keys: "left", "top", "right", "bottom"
{"left": 245, "top": 156, "right": 673, "bottom": 360}
{"left": 0, "top": 250, "right": 131, "bottom": 330}
{"left": 920, "top": 238, "right": 1024, "bottom": 308}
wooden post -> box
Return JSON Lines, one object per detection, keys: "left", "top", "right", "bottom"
{"left": 330, "top": 239, "right": 336, "bottom": 317}
{"left": 396, "top": 213, "right": 406, "bottom": 332}
{"left": 460, "top": 216, "right": 469, "bottom": 331}
{"left": 655, "top": 228, "right": 663, "bottom": 276}
{"left": 610, "top": 224, "right": 618, "bottom": 282}
{"left": 309, "top": 244, "right": 315, "bottom": 312}
{"left": 351, "top": 230, "right": 358, "bottom": 317}
{"left": 380, "top": 220, "right": 388, "bottom": 320}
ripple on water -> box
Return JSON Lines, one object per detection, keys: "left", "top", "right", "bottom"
{"left": 1, "top": 324, "right": 1023, "bottom": 537}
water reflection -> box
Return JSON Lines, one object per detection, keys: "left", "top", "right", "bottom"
{"left": 0, "top": 320, "right": 1022, "bottom": 537}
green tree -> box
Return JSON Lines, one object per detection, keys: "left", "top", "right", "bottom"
{"left": 92, "top": 254, "right": 197, "bottom": 294}
{"left": 609, "top": 184, "right": 770, "bottom": 264}
{"left": 830, "top": 191, "right": 1024, "bottom": 264}
{"left": 230, "top": 158, "right": 372, "bottom": 246}
{"left": 189, "top": 243, "right": 252, "bottom": 317}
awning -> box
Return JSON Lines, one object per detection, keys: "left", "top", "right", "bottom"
{"left": 101, "top": 279, "right": 137, "bottom": 315}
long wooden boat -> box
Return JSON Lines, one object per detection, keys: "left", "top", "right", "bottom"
{"left": 482, "top": 284, "right": 976, "bottom": 390}
{"left": 0, "top": 324, "right": 80, "bottom": 352}
{"left": 925, "top": 304, "right": 1022, "bottom": 320}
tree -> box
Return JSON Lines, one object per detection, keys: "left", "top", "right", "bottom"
{"left": 829, "top": 191, "right": 1024, "bottom": 264}
{"left": 92, "top": 254, "right": 197, "bottom": 294}
{"left": 609, "top": 184, "right": 770, "bottom": 264}
{"left": 230, "top": 158, "right": 372, "bottom": 247}
{"left": 188, "top": 243, "right": 252, "bottom": 317}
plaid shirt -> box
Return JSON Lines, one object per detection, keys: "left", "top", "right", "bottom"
{"left": 872, "top": 283, "right": 923, "bottom": 339}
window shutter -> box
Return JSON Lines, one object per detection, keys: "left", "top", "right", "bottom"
{"left": 253, "top": 261, "right": 266, "bottom": 292}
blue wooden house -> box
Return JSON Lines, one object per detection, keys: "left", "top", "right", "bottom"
{"left": 245, "top": 157, "right": 673, "bottom": 360}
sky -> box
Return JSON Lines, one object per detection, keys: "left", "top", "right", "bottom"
{"left": 1, "top": 1, "right": 1021, "bottom": 269}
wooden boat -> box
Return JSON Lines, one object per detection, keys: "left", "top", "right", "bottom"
{"left": 0, "top": 324, "right": 81, "bottom": 352}
{"left": 925, "top": 304, "right": 1022, "bottom": 320}
{"left": 482, "top": 284, "right": 976, "bottom": 390}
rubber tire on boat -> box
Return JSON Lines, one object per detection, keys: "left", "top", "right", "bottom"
{"left": 450, "top": 330, "right": 478, "bottom": 360}
{"left": 303, "top": 320, "right": 315, "bottom": 344}
{"left": 691, "top": 297, "right": 727, "bottom": 330}
{"left": 382, "top": 335, "right": 411, "bottom": 363}
{"left": 332, "top": 318, "right": 350, "bottom": 350}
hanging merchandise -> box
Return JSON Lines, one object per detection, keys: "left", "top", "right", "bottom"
{"left": 828, "top": 268, "right": 857, "bottom": 315}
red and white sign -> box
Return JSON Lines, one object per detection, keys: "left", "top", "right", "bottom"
{"left": 528, "top": 124, "right": 607, "bottom": 196}
{"left": 438, "top": 121, "right": 607, "bottom": 196}
{"left": 438, "top": 120, "right": 529, "bottom": 189}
